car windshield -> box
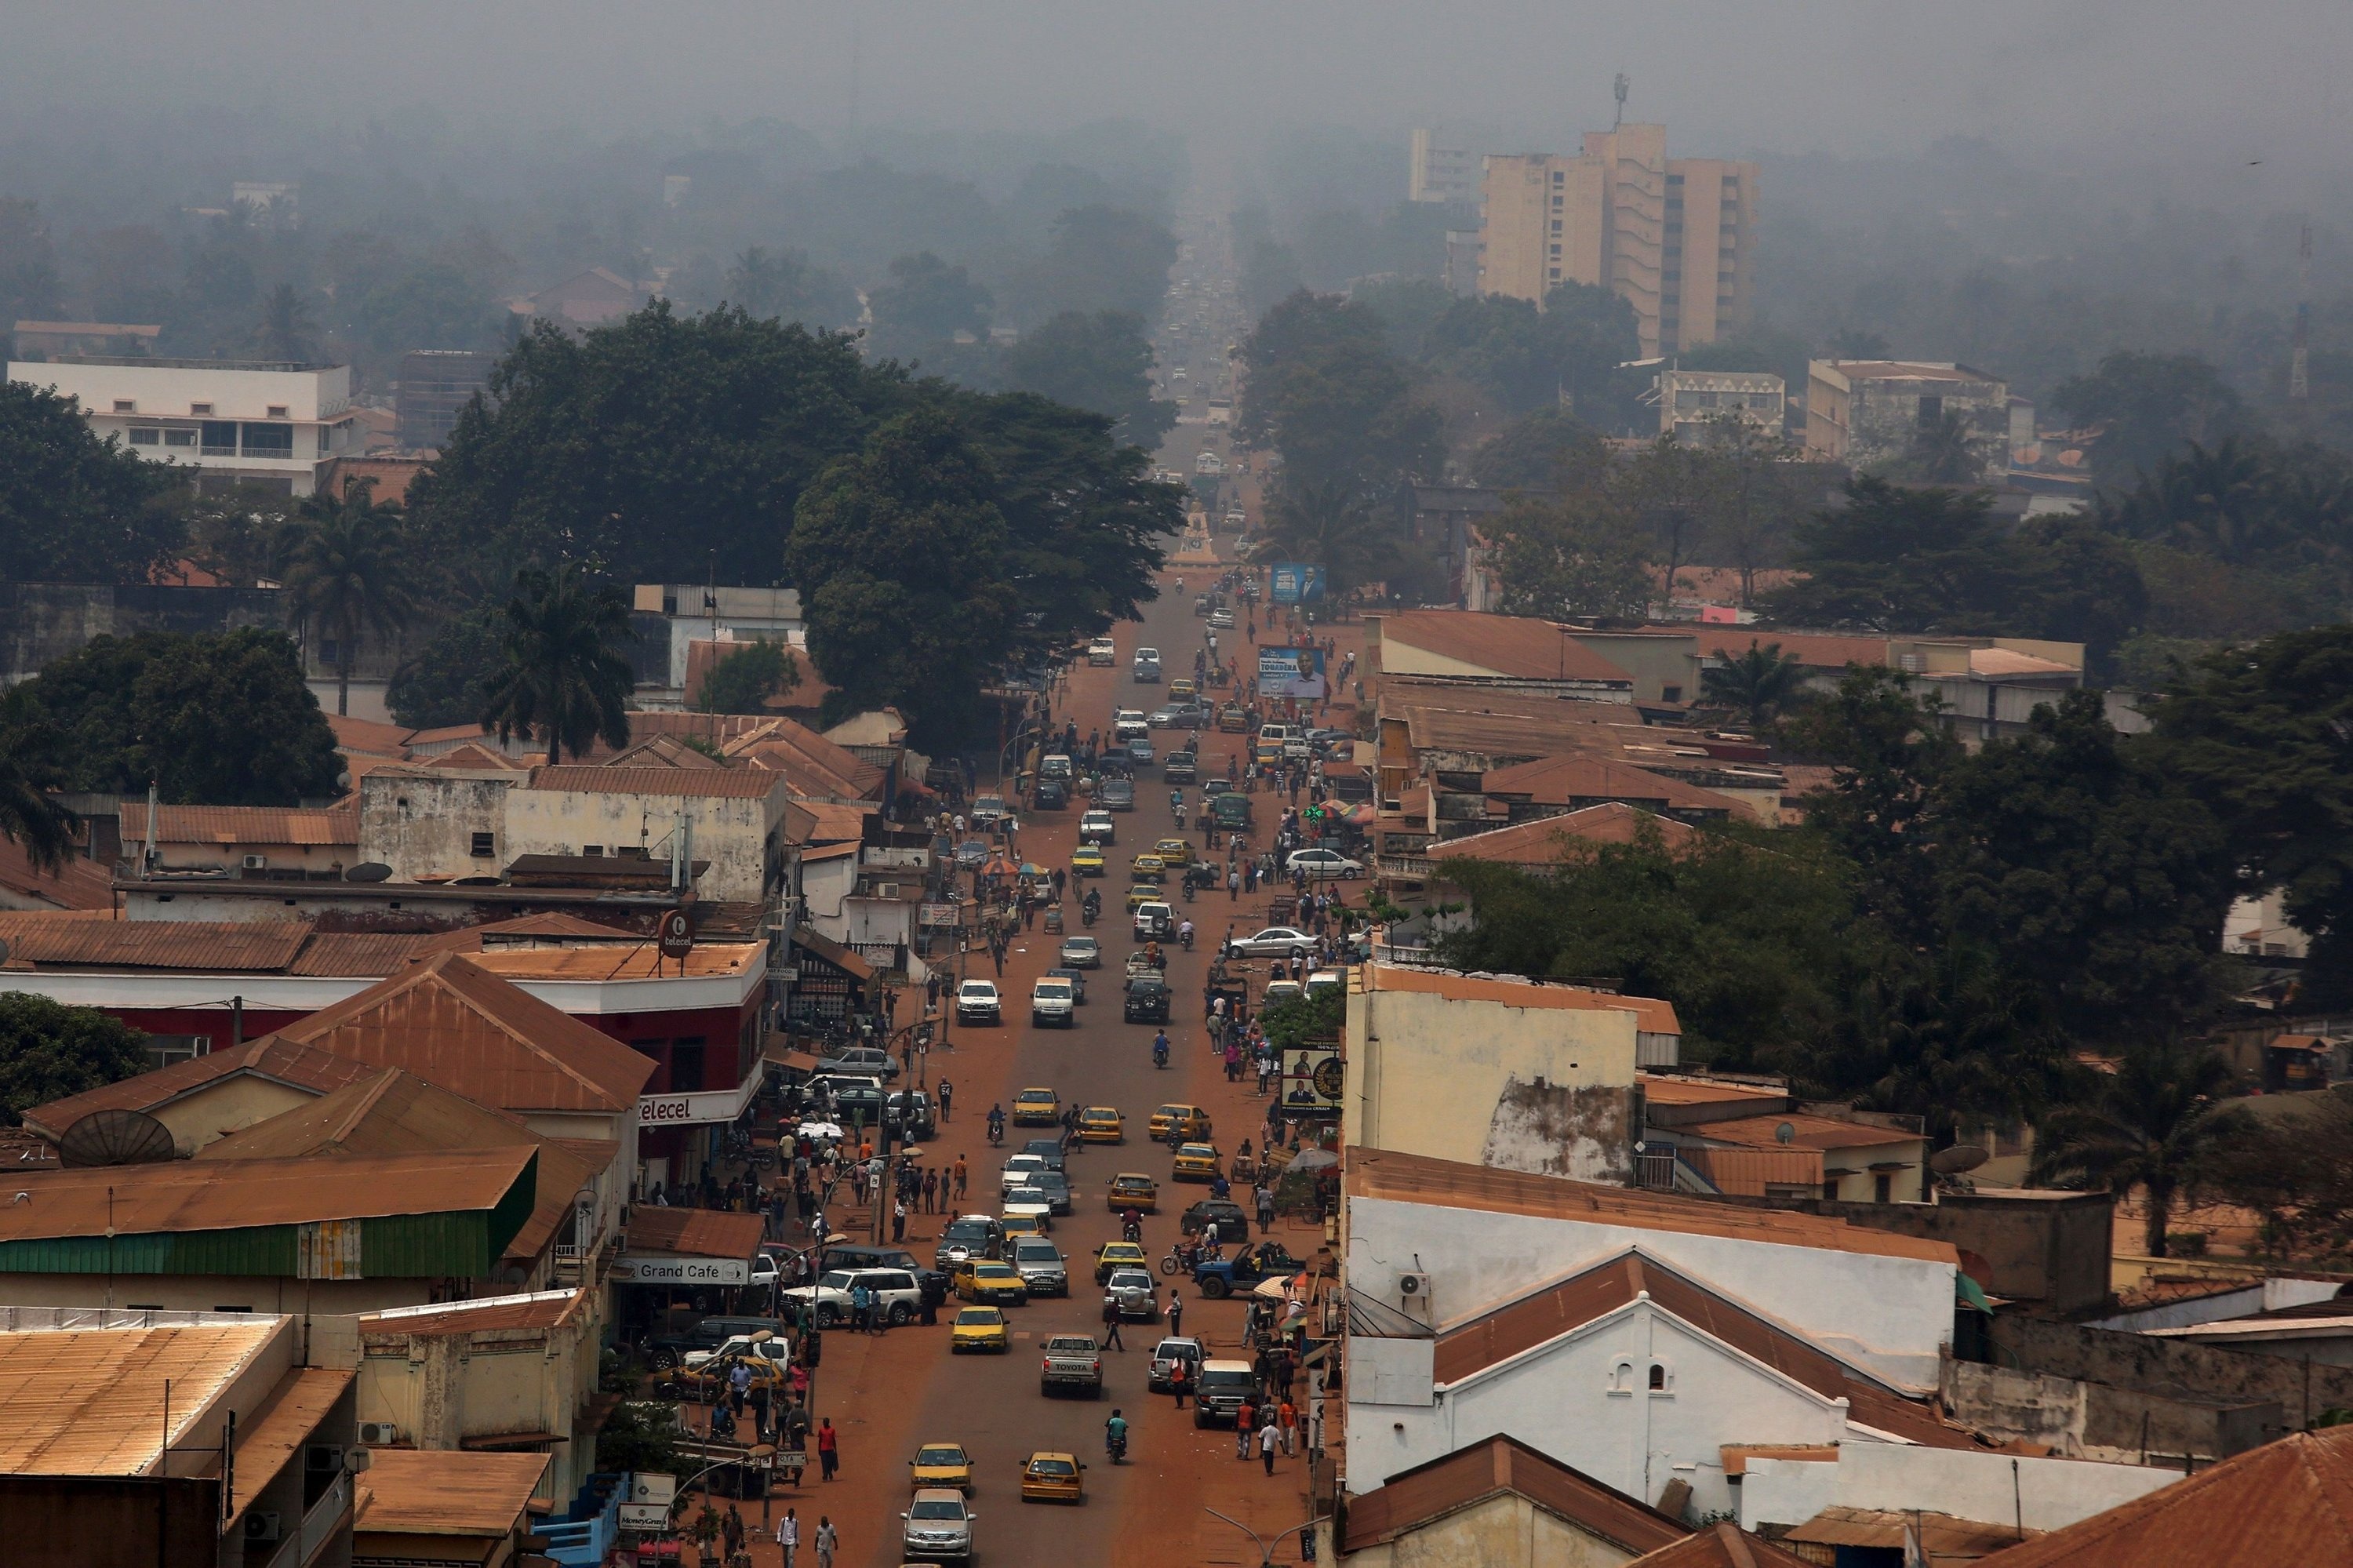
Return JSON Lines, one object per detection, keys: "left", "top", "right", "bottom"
{"left": 918, "top": 1447, "right": 963, "bottom": 1465}
{"left": 1036, "top": 982, "right": 1071, "bottom": 996}
{"left": 1016, "top": 1241, "right": 1059, "bottom": 1260}
{"left": 944, "top": 1221, "right": 991, "bottom": 1241}
{"left": 1031, "top": 1460, "right": 1076, "bottom": 1477}
{"left": 1199, "top": 1370, "right": 1253, "bottom": 1388}
{"left": 1108, "top": 1269, "right": 1151, "bottom": 1288}
{"left": 956, "top": 1308, "right": 1000, "bottom": 1324}
{"left": 818, "top": 1271, "right": 855, "bottom": 1290}
{"left": 911, "top": 1499, "right": 965, "bottom": 1520}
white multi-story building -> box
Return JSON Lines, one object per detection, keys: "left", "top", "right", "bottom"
{"left": 5, "top": 355, "right": 357, "bottom": 496}
{"left": 1657, "top": 368, "right": 1787, "bottom": 444}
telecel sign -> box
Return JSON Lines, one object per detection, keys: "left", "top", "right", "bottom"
{"left": 637, "top": 1073, "right": 762, "bottom": 1129}
{"left": 612, "top": 1254, "right": 750, "bottom": 1286}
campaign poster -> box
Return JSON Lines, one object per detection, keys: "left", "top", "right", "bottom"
{"left": 1268, "top": 562, "right": 1327, "bottom": 604}
{"left": 1255, "top": 646, "right": 1328, "bottom": 700}
{"left": 1282, "top": 1048, "right": 1344, "bottom": 1115}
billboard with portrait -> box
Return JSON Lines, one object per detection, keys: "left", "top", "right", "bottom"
{"left": 1268, "top": 562, "right": 1327, "bottom": 604}
{"left": 1255, "top": 646, "right": 1327, "bottom": 700}
{"left": 1281, "top": 1047, "right": 1344, "bottom": 1116}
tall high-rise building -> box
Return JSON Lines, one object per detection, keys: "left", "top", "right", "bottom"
{"left": 1408, "top": 129, "right": 1479, "bottom": 206}
{"left": 1477, "top": 124, "right": 1756, "bottom": 357}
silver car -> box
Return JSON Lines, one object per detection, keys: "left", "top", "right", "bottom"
{"left": 1010, "top": 1238, "right": 1070, "bottom": 1297}
{"left": 902, "top": 1488, "right": 974, "bottom": 1563}
{"left": 1105, "top": 1265, "right": 1158, "bottom": 1321}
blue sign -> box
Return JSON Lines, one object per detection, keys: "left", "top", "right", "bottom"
{"left": 1268, "top": 563, "right": 1326, "bottom": 605}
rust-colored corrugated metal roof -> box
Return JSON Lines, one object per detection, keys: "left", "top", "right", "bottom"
{"left": 225, "top": 1367, "right": 358, "bottom": 1527}
{"left": 0, "top": 839, "right": 115, "bottom": 911}
{"left": 789, "top": 800, "right": 875, "bottom": 845}
{"left": 625, "top": 1206, "right": 766, "bottom": 1260}
{"left": 1481, "top": 755, "right": 1744, "bottom": 815}
{"left": 361, "top": 1288, "right": 588, "bottom": 1338}
{"left": 1376, "top": 610, "right": 1635, "bottom": 684}
{"left": 116, "top": 802, "right": 358, "bottom": 847}
{"left": 20, "top": 1035, "right": 386, "bottom": 1140}
{"left": 529, "top": 766, "right": 786, "bottom": 800}
{"left": 1432, "top": 804, "right": 1702, "bottom": 864}
{"left": 0, "top": 1146, "right": 533, "bottom": 1242}
{"left": 263, "top": 951, "right": 656, "bottom": 1113}
{"left": 0, "top": 1322, "right": 279, "bottom": 1475}
{"left": 1638, "top": 1075, "right": 1787, "bottom": 1108}
{"left": 1678, "top": 1146, "right": 1824, "bottom": 1196}
{"left": 1624, "top": 1523, "right": 1815, "bottom": 1568}
{"left": 1685, "top": 1112, "right": 1919, "bottom": 1151}
{"left": 1788, "top": 1505, "right": 2037, "bottom": 1557}
{"left": 471, "top": 942, "right": 759, "bottom": 980}
{"left": 288, "top": 931, "right": 446, "bottom": 975}
{"left": 1341, "top": 1434, "right": 1687, "bottom": 1554}
{"left": 1365, "top": 963, "right": 1681, "bottom": 1037}
{"left": 1432, "top": 1251, "right": 1975, "bottom": 1450}
{"left": 355, "top": 1449, "right": 550, "bottom": 1536}
{"left": 0, "top": 916, "right": 311, "bottom": 971}
{"left": 1969, "top": 1425, "right": 2353, "bottom": 1567}
{"left": 1345, "top": 1147, "right": 1957, "bottom": 1265}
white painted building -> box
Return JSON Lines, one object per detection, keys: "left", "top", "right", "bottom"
{"left": 632, "top": 583, "right": 804, "bottom": 700}
{"left": 1737, "top": 1441, "right": 2178, "bottom": 1541}
{"left": 1347, "top": 1248, "right": 1977, "bottom": 1519}
{"left": 6, "top": 355, "right": 356, "bottom": 495}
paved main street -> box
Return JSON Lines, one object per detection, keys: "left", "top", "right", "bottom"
{"left": 714, "top": 568, "right": 1333, "bottom": 1568}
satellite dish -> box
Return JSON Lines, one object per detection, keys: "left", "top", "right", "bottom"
{"left": 57, "top": 1109, "right": 179, "bottom": 1168}
{"left": 344, "top": 862, "right": 394, "bottom": 883}
{"left": 1773, "top": 1122, "right": 1795, "bottom": 1144}
{"left": 1930, "top": 1144, "right": 1990, "bottom": 1175}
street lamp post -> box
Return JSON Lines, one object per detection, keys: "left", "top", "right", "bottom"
{"left": 1204, "top": 1508, "right": 1329, "bottom": 1567}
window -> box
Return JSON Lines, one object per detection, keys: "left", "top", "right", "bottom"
{"left": 112, "top": 399, "right": 136, "bottom": 413}
{"left": 470, "top": 831, "right": 496, "bottom": 857}
{"left": 190, "top": 402, "right": 213, "bottom": 415}
{"left": 582, "top": 845, "right": 604, "bottom": 857}
{"left": 1822, "top": 1177, "right": 1841, "bottom": 1199}
{"left": 1550, "top": 243, "right": 1562, "bottom": 256}
{"left": 266, "top": 404, "right": 289, "bottom": 417}
{"left": 241, "top": 422, "right": 294, "bottom": 458}
{"left": 1647, "top": 1363, "right": 1667, "bottom": 1391}
{"left": 144, "top": 1033, "right": 212, "bottom": 1071}
{"left": 163, "top": 427, "right": 195, "bottom": 448}
{"left": 1551, "top": 170, "right": 1565, "bottom": 184}
{"left": 1661, "top": 685, "right": 1683, "bottom": 703}
{"left": 1917, "top": 395, "right": 1944, "bottom": 427}
{"left": 668, "top": 1038, "right": 707, "bottom": 1093}
{"left": 129, "top": 427, "right": 162, "bottom": 446}
{"left": 1875, "top": 1173, "right": 1894, "bottom": 1203}
{"left": 1551, "top": 220, "right": 1563, "bottom": 235}
{"left": 201, "top": 420, "right": 239, "bottom": 457}
{"left": 1608, "top": 1359, "right": 1637, "bottom": 1395}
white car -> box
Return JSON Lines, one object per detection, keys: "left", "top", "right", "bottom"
{"left": 1113, "top": 709, "right": 1149, "bottom": 742}
{"left": 956, "top": 980, "right": 1002, "bottom": 1024}
{"left": 1225, "top": 926, "right": 1315, "bottom": 959}
{"left": 780, "top": 1267, "right": 926, "bottom": 1328}
{"left": 680, "top": 1330, "right": 788, "bottom": 1373}
{"left": 1031, "top": 977, "right": 1075, "bottom": 1028}
{"left": 1088, "top": 636, "right": 1117, "bottom": 667}
{"left": 999, "top": 1154, "right": 1047, "bottom": 1195}
{"left": 1286, "top": 849, "right": 1363, "bottom": 880}
{"left": 1079, "top": 811, "right": 1116, "bottom": 845}
{"left": 1106, "top": 1266, "right": 1159, "bottom": 1320}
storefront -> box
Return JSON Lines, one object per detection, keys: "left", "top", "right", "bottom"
{"left": 614, "top": 1206, "right": 769, "bottom": 1332}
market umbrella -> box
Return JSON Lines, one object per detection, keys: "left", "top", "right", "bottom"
{"left": 1251, "top": 1275, "right": 1293, "bottom": 1301}
{"left": 1344, "top": 803, "right": 1376, "bottom": 825}
{"left": 1020, "top": 862, "right": 1046, "bottom": 877}
{"left": 796, "top": 1121, "right": 844, "bottom": 1140}
{"left": 1287, "top": 1148, "right": 1340, "bottom": 1173}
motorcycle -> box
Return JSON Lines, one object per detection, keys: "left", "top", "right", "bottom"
{"left": 1181, "top": 879, "right": 1195, "bottom": 904}
{"left": 987, "top": 1117, "right": 1006, "bottom": 1148}
{"left": 1158, "top": 1239, "right": 1204, "bottom": 1277}
{"left": 1180, "top": 926, "right": 1195, "bottom": 951}
{"left": 1106, "top": 1428, "right": 1128, "bottom": 1465}
{"left": 1081, "top": 903, "right": 1098, "bottom": 929}
{"left": 1152, "top": 1039, "right": 1170, "bottom": 1069}
{"left": 1121, "top": 1217, "right": 1144, "bottom": 1245}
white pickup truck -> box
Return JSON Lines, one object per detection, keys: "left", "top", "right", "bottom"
{"left": 1038, "top": 1333, "right": 1104, "bottom": 1398}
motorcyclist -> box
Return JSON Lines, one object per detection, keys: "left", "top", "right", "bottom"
{"left": 1152, "top": 1029, "right": 1171, "bottom": 1068}
{"left": 1178, "top": 919, "right": 1195, "bottom": 951}
{"left": 986, "top": 1104, "right": 1006, "bottom": 1145}
{"left": 1121, "top": 1207, "right": 1144, "bottom": 1242}
{"left": 1105, "top": 1409, "right": 1129, "bottom": 1461}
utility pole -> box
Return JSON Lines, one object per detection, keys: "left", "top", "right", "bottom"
{"left": 2290, "top": 225, "right": 2312, "bottom": 402}
{"left": 1613, "top": 72, "right": 1630, "bottom": 129}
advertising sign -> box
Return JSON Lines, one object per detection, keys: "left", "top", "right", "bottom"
{"left": 919, "top": 902, "right": 962, "bottom": 928}
{"left": 656, "top": 906, "right": 694, "bottom": 960}
{"left": 613, "top": 1254, "right": 751, "bottom": 1286}
{"left": 1255, "top": 646, "right": 1328, "bottom": 701}
{"left": 619, "top": 1504, "right": 671, "bottom": 1531}
{"left": 637, "top": 1072, "right": 762, "bottom": 1129}
{"left": 1280, "top": 1047, "right": 1344, "bottom": 1115}
{"left": 1268, "top": 562, "right": 1327, "bottom": 604}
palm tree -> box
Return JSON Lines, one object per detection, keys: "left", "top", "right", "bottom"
{"left": 479, "top": 563, "right": 636, "bottom": 765}
{"left": 2160, "top": 437, "right": 2268, "bottom": 565}
{"left": 1253, "top": 477, "right": 1391, "bottom": 597}
{"left": 1700, "top": 641, "right": 1810, "bottom": 731}
{"left": 0, "top": 754, "right": 76, "bottom": 873}
{"left": 2030, "top": 1042, "right": 2239, "bottom": 1257}
{"left": 1903, "top": 409, "right": 1983, "bottom": 486}
{"left": 282, "top": 479, "right": 417, "bottom": 717}
{"left": 253, "top": 282, "right": 317, "bottom": 362}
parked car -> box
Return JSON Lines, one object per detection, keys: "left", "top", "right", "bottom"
{"left": 969, "top": 795, "right": 1010, "bottom": 828}
{"left": 956, "top": 980, "right": 1003, "bottom": 1024}
{"left": 1224, "top": 926, "right": 1315, "bottom": 959}
{"left": 780, "top": 1267, "right": 925, "bottom": 1327}
{"left": 1148, "top": 1335, "right": 1205, "bottom": 1392}
{"left": 886, "top": 1090, "right": 937, "bottom": 1140}
{"left": 816, "top": 1046, "right": 900, "bottom": 1082}
{"left": 818, "top": 1243, "right": 949, "bottom": 1307}
{"left": 1285, "top": 849, "right": 1362, "bottom": 879}
{"left": 954, "top": 838, "right": 991, "bottom": 870}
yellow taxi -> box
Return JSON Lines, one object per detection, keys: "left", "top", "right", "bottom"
{"left": 999, "top": 1206, "right": 1049, "bottom": 1241}
{"left": 1124, "top": 882, "right": 1162, "bottom": 911}
{"left": 1107, "top": 1173, "right": 1159, "bottom": 1213}
{"left": 909, "top": 1441, "right": 975, "bottom": 1492}
{"left": 1254, "top": 735, "right": 1283, "bottom": 766}
{"left": 1217, "top": 704, "right": 1252, "bottom": 733}
{"left": 1172, "top": 1142, "right": 1223, "bottom": 1182}
{"left": 1149, "top": 1104, "right": 1213, "bottom": 1141}
{"left": 1093, "top": 1240, "right": 1149, "bottom": 1284}
{"left": 1071, "top": 843, "right": 1106, "bottom": 877}
{"left": 950, "top": 1306, "right": 1012, "bottom": 1354}
{"left": 1020, "top": 1451, "right": 1086, "bottom": 1504}
{"left": 1129, "top": 853, "right": 1166, "bottom": 884}
{"left": 1012, "top": 1087, "right": 1062, "bottom": 1126}
{"left": 1077, "top": 1106, "right": 1125, "bottom": 1144}
{"left": 955, "top": 1259, "right": 1031, "bottom": 1305}
{"left": 1169, "top": 678, "right": 1198, "bottom": 701}
{"left": 1154, "top": 837, "right": 1193, "bottom": 868}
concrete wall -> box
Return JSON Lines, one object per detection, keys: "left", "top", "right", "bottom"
{"left": 1991, "top": 1315, "right": 2353, "bottom": 1441}
{"left": 359, "top": 773, "right": 515, "bottom": 882}
{"left": 1345, "top": 985, "right": 1638, "bottom": 1183}
{"left": 1738, "top": 1442, "right": 2178, "bottom": 1537}
{"left": 151, "top": 1075, "right": 321, "bottom": 1155}
{"left": 1940, "top": 1357, "right": 2276, "bottom": 1463}
{"left": 358, "top": 1301, "right": 600, "bottom": 1504}
{"left": 1348, "top": 1301, "right": 1852, "bottom": 1517}
{"left": 1566, "top": 634, "right": 1697, "bottom": 704}
{"left": 505, "top": 788, "right": 783, "bottom": 904}
{"left": 1333, "top": 1490, "right": 1644, "bottom": 1568}
{"left": 1346, "top": 1199, "right": 1955, "bottom": 1392}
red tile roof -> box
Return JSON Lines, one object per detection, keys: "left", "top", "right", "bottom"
{"left": 1970, "top": 1425, "right": 2353, "bottom": 1566}
{"left": 1433, "top": 1250, "right": 1974, "bottom": 1449}
{"left": 1480, "top": 757, "right": 1744, "bottom": 816}
{"left": 1341, "top": 1435, "right": 1689, "bottom": 1555}
{"left": 1377, "top": 610, "right": 1635, "bottom": 684}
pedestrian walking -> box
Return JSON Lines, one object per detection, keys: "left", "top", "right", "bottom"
{"left": 922, "top": 1167, "right": 939, "bottom": 1213}
{"left": 1100, "top": 1294, "right": 1126, "bottom": 1351}
{"left": 729, "top": 1359, "right": 752, "bottom": 1417}
{"left": 1279, "top": 1398, "right": 1298, "bottom": 1456}
{"left": 849, "top": 1282, "right": 871, "bottom": 1333}
{"left": 814, "top": 1517, "right": 838, "bottom": 1568}
{"left": 1166, "top": 1290, "right": 1184, "bottom": 1340}
{"left": 892, "top": 1199, "right": 907, "bottom": 1242}
{"left": 1235, "top": 1397, "right": 1257, "bottom": 1459}
{"left": 816, "top": 1419, "right": 840, "bottom": 1481}
{"left": 1261, "top": 1414, "right": 1282, "bottom": 1475}
{"left": 938, "top": 1079, "right": 953, "bottom": 1122}
{"left": 1170, "top": 1359, "right": 1191, "bottom": 1410}
{"left": 953, "top": 1155, "right": 968, "bottom": 1201}
{"left": 1255, "top": 1182, "right": 1275, "bottom": 1236}
{"left": 776, "top": 1508, "right": 799, "bottom": 1568}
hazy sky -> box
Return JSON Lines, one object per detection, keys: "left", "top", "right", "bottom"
{"left": 9, "top": 2, "right": 2351, "bottom": 185}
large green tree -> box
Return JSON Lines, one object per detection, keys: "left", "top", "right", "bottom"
{"left": 479, "top": 564, "right": 637, "bottom": 765}
{"left": 282, "top": 479, "right": 417, "bottom": 717}
{"left": 724, "top": 246, "right": 858, "bottom": 331}
{"left": 1467, "top": 406, "right": 1608, "bottom": 492}
{"left": 699, "top": 638, "right": 802, "bottom": 715}
{"left": 865, "top": 251, "right": 994, "bottom": 366}
{"left": 785, "top": 408, "right": 1024, "bottom": 743}
{"left": 1417, "top": 282, "right": 1638, "bottom": 420}
{"left": 1486, "top": 489, "right": 1653, "bottom": 621}
{"left": 1238, "top": 290, "right": 1442, "bottom": 494}
{"left": 0, "top": 628, "right": 343, "bottom": 804}
{"left": 387, "top": 604, "right": 504, "bottom": 729}
{"left": 1253, "top": 478, "right": 1398, "bottom": 601}
{"left": 1020, "top": 206, "right": 1177, "bottom": 321}
{"left": 0, "top": 994, "right": 150, "bottom": 1126}
{"left": 2030, "top": 1042, "right": 2240, "bottom": 1257}
{"left": 1000, "top": 311, "right": 1176, "bottom": 447}
{"left": 407, "top": 303, "right": 901, "bottom": 591}
{"left": 0, "top": 379, "right": 186, "bottom": 586}
{"left": 2053, "top": 351, "right": 2245, "bottom": 486}
{"left": 1700, "top": 642, "right": 1811, "bottom": 729}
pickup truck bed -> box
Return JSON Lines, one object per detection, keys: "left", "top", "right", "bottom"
{"left": 1038, "top": 1333, "right": 1104, "bottom": 1398}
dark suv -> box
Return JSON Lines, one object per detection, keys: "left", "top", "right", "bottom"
{"left": 818, "top": 1243, "right": 949, "bottom": 1307}
{"left": 1124, "top": 973, "right": 1172, "bottom": 1023}
{"left": 1180, "top": 1199, "right": 1250, "bottom": 1238}
{"left": 645, "top": 1314, "right": 780, "bottom": 1368}
{"left": 934, "top": 1215, "right": 1005, "bottom": 1271}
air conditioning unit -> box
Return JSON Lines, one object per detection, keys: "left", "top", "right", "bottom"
{"left": 244, "top": 1513, "right": 282, "bottom": 1544}
{"left": 873, "top": 882, "right": 901, "bottom": 899}
{"left": 1395, "top": 1271, "right": 1435, "bottom": 1326}
{"left": 356, "top": 1421, "right": 398, "bottom": 1447}
{"left": 242, "top": 854, "right": 268, "bottom": 871}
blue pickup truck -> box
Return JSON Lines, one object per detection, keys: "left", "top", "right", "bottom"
{"left": 1191, "top": 1242, "right": 1309, "bottom": 1300}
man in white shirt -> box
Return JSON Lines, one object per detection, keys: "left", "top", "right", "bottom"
{"left": 776, "top": 1508, "right": 798, "bottom": 1567}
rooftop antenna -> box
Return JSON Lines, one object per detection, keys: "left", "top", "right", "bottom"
{"left": 2290, "top": 225, "right": 2312, "bottom": 402}
{"left": 848, "top": 9, "right": 863, "bottom": 143}
{"left": 1613, "top": 72, "right": 1630, "bottom": 129}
